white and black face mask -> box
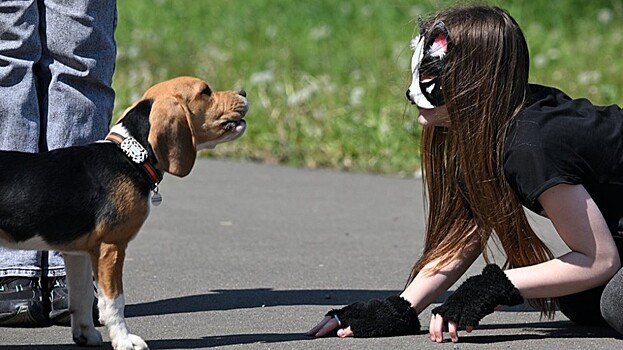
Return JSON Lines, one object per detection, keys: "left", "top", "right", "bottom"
{"left": 407, "top": 20, "right": 449, "bottom": 109}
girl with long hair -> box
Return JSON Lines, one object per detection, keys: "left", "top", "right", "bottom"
{"left": 308, "top": 4, "right": 623, "bottom": 343}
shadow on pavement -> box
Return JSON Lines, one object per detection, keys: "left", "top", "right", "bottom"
{"left": 0, "top": 333, "right": 311, "bottom": 350}
{"left": 460, "top": 321, "right": 621, "bottom": 344}
{"left": 144, "top": 322, "right": 622, "bottom": 348}
{"left": 145, "top": 333, "right": 313, "bottom": 349}
{"left": 0, "top": 321, "right": 618, "bottom": 350}
{"left": 4, "top": 291, "right": 617, "bottom": 350}
{"left": 125, "top": 288, "right": 403, "bottom": 317}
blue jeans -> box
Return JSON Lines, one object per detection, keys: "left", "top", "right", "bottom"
{"left": 0, "top": 0, "right": 117, "bottom": 278}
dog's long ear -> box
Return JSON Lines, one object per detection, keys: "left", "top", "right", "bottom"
{"left": 147, "top": 96, "right": 196, "bottom": 177}
{"left": 116, "top": 102, "right": 140, "bottom": 122}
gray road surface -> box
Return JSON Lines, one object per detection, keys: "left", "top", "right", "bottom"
{"left": 1, "top": 159, "right": 621, "bottom": 349}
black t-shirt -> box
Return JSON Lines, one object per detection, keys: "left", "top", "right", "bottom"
{"left": 504, "top": 84, "right": 623, "bottom": 234}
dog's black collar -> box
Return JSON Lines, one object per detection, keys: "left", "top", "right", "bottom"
{"left": 104, "top": 130, "right": 163, "bottom": 190}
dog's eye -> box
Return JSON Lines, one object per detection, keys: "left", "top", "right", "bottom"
{"left": 200, "top": 86, "right": 212, "bottom": 96}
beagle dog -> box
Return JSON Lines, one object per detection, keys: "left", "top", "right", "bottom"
{"left": 0, "top": 76, "right": 248, "bottom": 350}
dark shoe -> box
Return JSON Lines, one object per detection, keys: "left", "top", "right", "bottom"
{"left": 45, "top": 276, "right": 100, "bottom": 327}
{"left": 0, "top": 277, "right": 48, "bottom": 327}
{"left": 46, "top": 276, "right": 71, "bottom": 326}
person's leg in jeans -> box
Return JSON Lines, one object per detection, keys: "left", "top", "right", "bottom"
{"left": 40, "top": 0, "right": 117, "bottom": 151}
{"left": 0, "top": 0, "right": 49, "bottom": 326}
{"left": 0, "top": 0, "right": 117, "bottom": 326}
{"left": 37, "top": 0, "right": 117, "bottom": 325}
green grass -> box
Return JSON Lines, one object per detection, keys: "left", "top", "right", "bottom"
{"left": 113, "top": 0, "right": 623, "bottom": 176}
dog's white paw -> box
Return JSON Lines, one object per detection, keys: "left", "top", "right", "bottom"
{"left": 72, "top": 325, "right": 103, "bottom": 347}
{"left": 112, "top": 334, "right": 149, "bottom": 350}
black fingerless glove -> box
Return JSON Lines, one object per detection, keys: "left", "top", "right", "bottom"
{"left": 325, "top": 295, "right": 420, "bottom": 337}
{"left": 431, "top": 264, "right": 523, "bottom": 328}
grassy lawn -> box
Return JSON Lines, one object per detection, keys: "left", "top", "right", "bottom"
{"left": 113, "top": 0, "right": 623, "bottom": 177}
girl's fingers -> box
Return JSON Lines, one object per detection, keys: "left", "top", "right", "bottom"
{"left": 337, "top": 326, "right": 354, "bottom": 337}
{"left": 429, "top": 314, "right": 445, "bottom": 343}
{"left": 448, "top": 321, "right": 459, "bottom": 343}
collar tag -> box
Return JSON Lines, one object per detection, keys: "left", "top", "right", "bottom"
{"left": 120, "top": 137, "right": 148, "bottom": 164}
{"left": 151, "top": 185, "right": 163, "bottom": 206}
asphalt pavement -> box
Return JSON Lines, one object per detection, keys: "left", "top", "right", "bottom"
{"left": 1, "top": 159, "right": 622, "bottom": 349}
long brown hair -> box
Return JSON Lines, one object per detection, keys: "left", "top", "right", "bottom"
{"left": 407, "top": 5, "right": 555, "bottom": 314}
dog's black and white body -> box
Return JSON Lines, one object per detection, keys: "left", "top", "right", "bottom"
{"left": 0, "top": 77, "right": 248, "bottom": 349}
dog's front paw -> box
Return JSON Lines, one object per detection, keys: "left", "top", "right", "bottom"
{"left": 72, "top": 325, "right": 103, "bottom": 347}
{"left": 112, "top": 334, "right": 149, "bottom": 350}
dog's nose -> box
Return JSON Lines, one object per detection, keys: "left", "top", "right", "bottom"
{"left": 238, "top": 89, "right": 247, "bottom": 97}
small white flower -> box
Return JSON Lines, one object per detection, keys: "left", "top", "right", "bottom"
{"left": 349, "top": 87, "right": 365, "bottom": 106}
{"left": 597, "top": 8, "right": 613, "bottom": 24}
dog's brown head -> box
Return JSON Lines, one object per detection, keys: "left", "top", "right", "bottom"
{"left": 121, "top": 76, "right": 248, "bottom": 177}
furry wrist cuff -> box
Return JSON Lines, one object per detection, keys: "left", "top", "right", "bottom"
{"left": 431, "top": 264, "right": 523, "bottom": 327}
{"left": 325, "top": 295, "right": 420, "bottom": 337}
